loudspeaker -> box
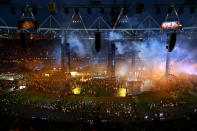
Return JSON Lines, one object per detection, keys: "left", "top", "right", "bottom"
{"left": 168, "top": 33, "right": 176, "bottom": 52}
{"left": 95, "top": 32, "right": 101, "bottom": 52}
{"left": 136, "top": 2, "right": 144, "bottom": 14}
{"left": 48, "top": 2, "right": 58, "bottom": 14}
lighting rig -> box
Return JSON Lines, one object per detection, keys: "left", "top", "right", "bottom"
{"left": 160, "top": 4, "right": 182, "bottom": 53}
{"left": 17, "top": 4, "right": 40, "bottom": 51}
{"left": 155, "top": 3, "right": 184, "bottom": 77}
{"left": 62, "top": 1, "right": 132, "bottom": 52}
{"left": 71, "top": 8, "right": 82, "bottom": 23}
{"left": 0, "top": 2, "right": 41, "bottom": 34}
{"left": 118, "top": 8, "right": 129, "bottom": 24}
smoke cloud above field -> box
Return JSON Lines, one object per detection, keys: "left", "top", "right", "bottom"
{"left": 54, "top": 28, "right": 197, "bottom": 76}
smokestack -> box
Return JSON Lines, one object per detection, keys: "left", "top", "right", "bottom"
{"left": 165, "top": 52, "right": 170, "bottom": 76}
{"left": 108, "top": 43, "right": 116, "bottom": 78}
{"left": 61, "top": 44, "right": 65, "bottom": 71}
{"left": 66, "top": 43, "right": 70, "bottom": 72}
{"left": 128, "top": 50, "right": 137, "bottom": 81}
{"left": 131, "top": 52, "right": 136, "bottom": 78}
{"left": 128, "top": 51, "right": 136, "bottom": 80}
{"left": 111, "top": 43, "right": 115, "bottom": 78}
{"left": 107, "top": 43, "right": 111, "bottom": 76}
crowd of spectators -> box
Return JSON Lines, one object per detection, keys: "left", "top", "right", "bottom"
{"left": 0, "top": 80, "right": 13, "bottom": 90}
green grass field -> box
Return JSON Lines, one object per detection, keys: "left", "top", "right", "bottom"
{"left": 1, "top": 89, "right": 197, "bottom": 113}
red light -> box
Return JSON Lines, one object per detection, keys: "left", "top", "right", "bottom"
{"left": 161, "top": 21, "right": 182, "bottom": 30}
{"left": 30, "top": 34, "right": 34, "bottom": 40}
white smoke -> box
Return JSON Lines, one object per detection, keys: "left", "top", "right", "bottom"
{"left": 66, "top": 32, "right": 93, "bottom": 56}
{"left": 109, "top": 32, "right": 123, "bottom": 41}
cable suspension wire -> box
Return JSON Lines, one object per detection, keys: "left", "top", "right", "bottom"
{"left": 112, "top": 8, "right": 123, "bottom": 31}
{"left": 66, "top": 11, "right": 76, "bottom": 31}
{"left": 100, "top": 17, "right": 111, "bottom": 29}
{"left": 165, "top": 3, "right": 180, "bottom": 21}
{"left": 39, "top": 15, "right": 51, "bottom": 28}
{"left": 0, "top": 17, "right": 9, "bottom": 33}
{"left": 89, "top": 17, "right": 100, "bottom": 29}
{"left": 123, "top": 15, "right": 132, "bottom": 35}
{"left": 89, "top": 16, "right": 111, "bottom": 29}
{"left": 137, "top": 15, "right": 160, "bottom": 29}
{"left": 78, "top": 13, "right": 89, "bottom": 35}
{"left": 51, "top": 15, "right": 62, "bottom": 28}
{"left": 66, "top": 11, "right": 89, "bottom": 35}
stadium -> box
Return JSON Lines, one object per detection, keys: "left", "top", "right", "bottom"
{"left": 1, "top": 0, "right": 197, "bottom": 130}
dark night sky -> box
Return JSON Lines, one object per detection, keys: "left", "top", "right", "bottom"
{"left": 0, "top": 0, "right": 196, "bottom": 27}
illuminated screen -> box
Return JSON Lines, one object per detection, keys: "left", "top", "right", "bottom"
{"left": 161, "top": 21, "right": 182, "bottom": 30}
{"left": 18, "top": 20, "right": 39, "bottom": 30}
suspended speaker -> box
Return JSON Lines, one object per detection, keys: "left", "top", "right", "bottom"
{"left": 95, "top": 32, "right": 101, "bottom": 52}
{"left": 136, "top": 2, "right": 144, "bottom": 14}
{"left": 168, "top": 33, "right": 176, "bottom": 52}
{"left": 48, "top": 2, "right": 58, "bottom": 14}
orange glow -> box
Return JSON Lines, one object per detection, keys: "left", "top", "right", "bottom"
{"left": 21, "top": 21, "right": 35, "bottom": 29}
